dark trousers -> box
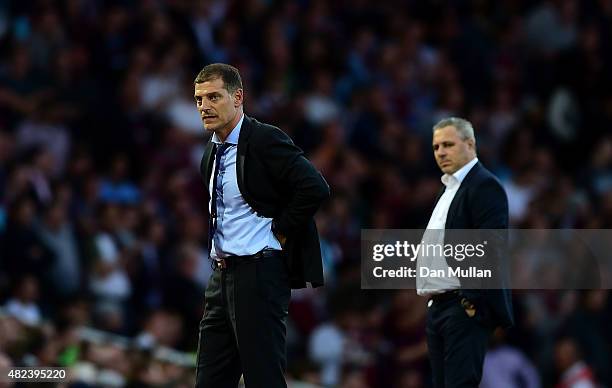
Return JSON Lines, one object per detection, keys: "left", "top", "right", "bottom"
{"left": 426, "top": 294, "right": 492, "bottom": 388}
{"left": 195, "top": 252, "right": 290, "bottom": 388}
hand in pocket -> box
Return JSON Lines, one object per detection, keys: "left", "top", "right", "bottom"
{"left": 461, "top": 297, "right": 476, "bottom": 318}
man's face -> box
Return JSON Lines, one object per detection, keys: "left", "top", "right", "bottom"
{"left": 432, "top": 126, "right": 476, "bottom": 174}
{"left": 194, "top": 77, "right": 243, "bottom": 134}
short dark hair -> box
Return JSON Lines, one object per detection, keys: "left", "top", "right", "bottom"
{"left": 194, "top": 63, "right": 243, "bottom": 93}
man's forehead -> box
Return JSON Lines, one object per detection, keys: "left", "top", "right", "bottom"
{"left": 433, "top": 126, "right": 459, "bottom": 141}
{"left": 194, "top": 78, "right": 226, "bottom": 95}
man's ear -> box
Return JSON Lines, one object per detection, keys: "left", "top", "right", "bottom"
{"left": 467, "top": 138, "right": 476, "bottom": 151}
{"left": 234, "top": 89, "right": 244, "bottom": 107}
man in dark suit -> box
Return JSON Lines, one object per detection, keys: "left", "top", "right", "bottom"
{"left": 193, "top": 63, "right": 329, "bottom": 388}
{"left": 416, "top": 117, "right": 514, "bottom": 388}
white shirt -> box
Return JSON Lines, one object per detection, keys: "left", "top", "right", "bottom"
{"left": 209, "top": 114, "right": 282, "bottom": 259}
{"left": 417, "top": 157, "right": 479, "bottom": 296}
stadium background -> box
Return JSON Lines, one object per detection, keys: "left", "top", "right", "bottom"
{"left": 0, "top": 0, "right": 611, "bottom": 387}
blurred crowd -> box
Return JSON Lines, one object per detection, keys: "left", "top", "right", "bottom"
{"left": 1, "top": 0, "right": 612, "bottom": 387}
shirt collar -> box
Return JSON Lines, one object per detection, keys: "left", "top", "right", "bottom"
{"left": 441, "top": 157, "right": 478, "bottom": 188}
{"left": 211, "top": 113, "right": 244, "bottom": 145}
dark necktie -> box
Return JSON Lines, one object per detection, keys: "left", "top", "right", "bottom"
{"left": 208, "top": 143, "right": 229, "bottom": 255}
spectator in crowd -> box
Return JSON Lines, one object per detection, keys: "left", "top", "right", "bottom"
{"left": 554, "top": 337, "right": 597, "bottom": 388}
{"left": 561, "top": 290, "right": 612, "bottom": 386}
{"left": 481, "top": 329, "right": 541, "bottom": 388}
{"left": 3, "top": 274, "right": 42, "bottom": 326}
{"left": 36, "top": 200, "right": 81, "bottom": 300}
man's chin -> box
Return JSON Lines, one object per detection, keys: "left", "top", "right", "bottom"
{"left": 440, "top": 165, "right": 454, "bottom": 174}
{"left": 203, "top": 125, "right": 217, "bottom": 133}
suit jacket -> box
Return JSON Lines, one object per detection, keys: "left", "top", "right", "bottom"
{"left": 200, "top": 115, "right": 330, "bottom": 288}
{"left": 434, "top": 161, "right": 514, "bottom": 328}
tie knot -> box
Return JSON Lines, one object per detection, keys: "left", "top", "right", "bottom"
{"left": 215, "top": 143, "right": 230, "bottom": 159}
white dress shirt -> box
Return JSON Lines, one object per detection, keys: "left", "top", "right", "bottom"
{"left": 209, "top": 114, "right": 282, "bottom": 259}
{"left": 417, "top": 157, "right": 479, "bottom": 296}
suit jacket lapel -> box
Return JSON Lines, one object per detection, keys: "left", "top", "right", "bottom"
{"left": 433, "top": 188, "right": 444, "bottom": 206}
{"left": 446, "top": 162, "right": 481, "bottom": 228}
{"left": 201, "top": 139, "right": 215, "bottom": 188}
{"left": 236, "top": 115, "right": 253, "bottom": 200}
